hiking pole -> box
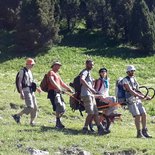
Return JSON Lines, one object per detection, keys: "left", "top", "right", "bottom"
{"left": 61, "top": 91, "right": 81, "bottom": 103}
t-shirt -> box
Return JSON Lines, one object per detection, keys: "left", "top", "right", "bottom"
{"left": 80, "top": 70, "right": 94, "bottom": 96}
{"left": 122, "top": 76, "right": 139, "bottom": 98}
{"left": 97, "top": 78, "right": 110, "bottom": 97}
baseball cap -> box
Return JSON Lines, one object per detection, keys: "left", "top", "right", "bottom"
{"left": 126, "top": 65, "right": 136, "bottom": 72}
{"left": 26, "top": 58, "right": 35, "bottom": 65}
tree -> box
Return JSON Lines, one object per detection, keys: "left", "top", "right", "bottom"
{"left": 0, "top": 0, "right": 20, "bottom": 30}
{"left": 129, "top": 0, "right": 155, "bottom": 51}
{"left": 59, "top": 0, "right": 80, "bottom": 31}
{"left": 16, "top": 0, "right": 59, "bottom": 51}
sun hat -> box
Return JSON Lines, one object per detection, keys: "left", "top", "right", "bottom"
{"left": 126, "top": 65, "right": 136, "bottom": 72}
{"left": 51, "top": 61, "right": 62, "bottom": 67}
{"left": 26, "top": 58, "right": 35, "bottom": 65}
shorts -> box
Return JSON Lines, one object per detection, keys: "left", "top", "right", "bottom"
{"left": 55, "top": 93, "right": 66, "bottom": 113}
{"left": 24, "top": 90, "right": 37, "bottom": 109}
{"left": 127, "top": 99, "right": 146, "bottom": 116}
{"left": 48, "top": 90, "right": 65, "bottom": 113}
{"left": 81, "top": 95, "right": 98, "bottom": 115}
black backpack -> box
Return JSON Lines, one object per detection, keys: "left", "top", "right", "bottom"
{"left": 70, "top": 69, "right": 89, "bottom": 95}
{"left": 15, "top": 67, "right": 28, "bottom": 93}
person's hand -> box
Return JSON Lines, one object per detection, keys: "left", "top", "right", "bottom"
{"left": 37, "top": 87, "right": 42, "bottom": 93}
{"left": 67, "top": 88, "right": 74, "bottom": 93}
{"left": 90, "top": 88, "right": 97, "bottom": 94}
{"left": 145, "top": 96, "right": 151, "bottom": 100}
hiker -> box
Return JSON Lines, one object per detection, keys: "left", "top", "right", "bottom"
{"left": 47, "top": 60, "right": 73, "bottom": 129}
{"left": 80, "top": 59, "right": 105, "bottom": 135}
{"left": 12, "top": 58, "right": 41, "bottom": 126}
{"left": 122, "top": 65, "right": 152, "bottom": 138}
{"left": 95, "top": 68, "right": 118, "bottom": 116}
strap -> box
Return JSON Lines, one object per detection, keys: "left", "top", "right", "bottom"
{"left": 96, "top": 78, "right": 102, "bottom": 92}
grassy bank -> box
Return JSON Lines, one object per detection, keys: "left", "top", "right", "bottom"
{"left": 0, "top": 42, "right": 155, "bottom": 154}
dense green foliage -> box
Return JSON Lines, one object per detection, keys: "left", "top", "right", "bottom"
{"left": 1, "top": 0, "right": 155, "bottom": 52}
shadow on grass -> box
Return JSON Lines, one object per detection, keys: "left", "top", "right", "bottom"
{"left": 60, "top": 29, "right": 150, "bottom": 59}
{"left": 40, "top": 125, "right": 96, "bottom": 136}
{"left": 0, "top": 29, "right": 152, "bottom": 63}
{"left": 0, "top": 30, "right": 51, "bottom": 63}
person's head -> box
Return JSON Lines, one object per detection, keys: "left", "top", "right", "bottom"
{"left": 85, "top": 59, "right": 94, "bottom": 70}
{"left": 51, "top": 60, "right": 62, "bottom": 72}
{"left": 126, "top": 65, "right": 136, "bottom": 76}
{"left": 26, "top": 58, "right": 35, "bottom": 69}
{"left": 99, "top": 67, "right": 107, "bottom": 78}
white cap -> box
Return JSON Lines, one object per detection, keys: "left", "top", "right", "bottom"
{"left": 126, "top": 65, "right": 136, "bottom": 72}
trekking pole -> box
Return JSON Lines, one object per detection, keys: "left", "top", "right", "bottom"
{"left": 62, "top": 91, "right": 81, "bottom": 103}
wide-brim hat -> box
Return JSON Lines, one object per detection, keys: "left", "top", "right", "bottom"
{"left": 51, "top": 61, "right": 62, "bottom": 67}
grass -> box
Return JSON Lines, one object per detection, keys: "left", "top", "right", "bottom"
{"left": 1, "top": 30, "right": 155, "bottom": 154}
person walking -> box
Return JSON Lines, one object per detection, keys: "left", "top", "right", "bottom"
{"left": 122, "top": 65, "right": 152, "bottom": 138}
{"left": 12, "top": 58, "right": 41, "bottom": 126}
{"left": 47, "top": 60, "right": 73, "bottom": 129}
{"left": 80, "top": 59, "right": 105, "bottom": 135}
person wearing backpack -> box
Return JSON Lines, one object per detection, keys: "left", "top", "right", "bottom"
{"left": 12, "top": 58, "right": 41, "bottom": 126}
{"left": 80, "top": 59, "right": 105, "bottom": 135}
{"left": 95, "top": 68, "right": 118, "bottom": 117}
{"left": 47, "top": 61, "right": 73, "bottom": 129}
{"left": 122, "top": 65, "right": 152, "bottom": 138}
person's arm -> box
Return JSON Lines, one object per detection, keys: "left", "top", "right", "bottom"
{"left": 60, "top": 78, "right": 73, "bottom": 93}
{"left": 123, "top": 83, "right": 144, "bottom": 99}
{"left": 80, "top": 74, "right": 97, "bottom": 94}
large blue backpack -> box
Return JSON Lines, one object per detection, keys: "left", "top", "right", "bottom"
{"left": 116, "top": 76, "right": 130, "bottom": 103}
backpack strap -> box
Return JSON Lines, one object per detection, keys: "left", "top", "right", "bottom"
{"left": 125, "top": 76, "right": 138, "bottom": 91}
{"left": 21, "top": 67, "right": 28, "bottom": 88}
{"left": 95, "top": 78, "right": 102, "bottom": 92}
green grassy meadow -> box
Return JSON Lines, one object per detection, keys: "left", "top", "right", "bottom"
{"left": 1, "top": 32, "right": 155, "bottom": 154}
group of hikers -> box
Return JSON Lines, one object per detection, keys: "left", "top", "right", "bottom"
{"left": 12, "top": 58, "right": 152, "bottom": 138}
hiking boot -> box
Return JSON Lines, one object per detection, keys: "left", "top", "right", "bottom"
{"left": 142, "top": 128, "right": 152, "bottom": 138}
{"left": 55, "top": 121, "right": 65, "bottom": 129}
{"left": 82, "top": 127, "right": 89, "bottom": 134}
{"left": 89, "top": 123, "right": 95, "bottom": 132}
{"left": 12, "top": 114, "right": 20, "bottom": 124}
{"left": 137, "top": 130, "right": 146, "bottom": 138}
{"left": 98, "top": 124, "right": 106, "bottom": 135}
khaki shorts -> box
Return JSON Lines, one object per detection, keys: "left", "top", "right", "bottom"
{"left": 127, "top": 99, "right": 146, "bottom": 116}
{"left": 81, "top": 95, "right": 98, "bottom": 115}
{"left": 55, "top": 94, "right": 66, "bottom": 113}
{"left": 24, "top": 90, "right": 37, "bottom": 109}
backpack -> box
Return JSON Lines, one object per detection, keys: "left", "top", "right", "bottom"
{"left": 40, "top": 74, "right": 48, "bottom": 92}
{"left": 69, "top": 93, "right": 85, "bottom": 116}
{"left": 69, "top": 69, "right": 89, "bottom": 95}
{"left": 15, "top": 67, "right": 27, "bottom": 93}
{"left": 115, "top": 76, "right": 130, "bottom": 103}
